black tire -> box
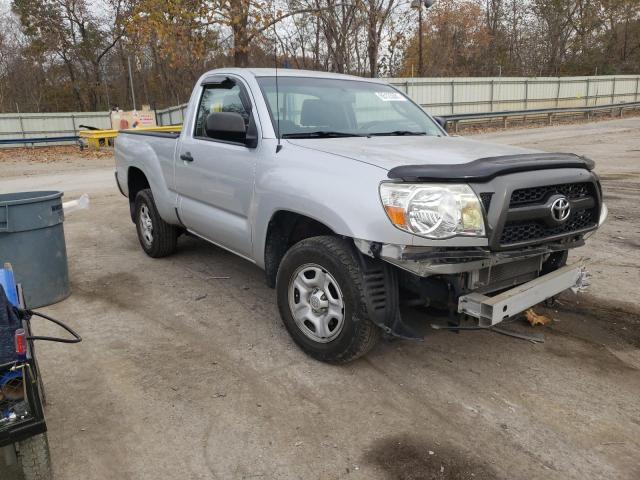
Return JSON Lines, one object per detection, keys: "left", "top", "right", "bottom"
{"left": 276, "top": 236, "right": 381, "bottom": 364}
{"left": 17, "top": 433, "right": 53, "bottom": 480}
{"left": 134, "top": 189, "right": 178, "bottom": 258}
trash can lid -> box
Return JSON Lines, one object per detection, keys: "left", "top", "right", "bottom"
{"left": 0, "top": 191, "right": 63, "bottom": 207}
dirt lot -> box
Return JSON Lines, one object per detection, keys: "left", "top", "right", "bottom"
{"left": 1, "top": 118, "right": 639, "bottom": 480}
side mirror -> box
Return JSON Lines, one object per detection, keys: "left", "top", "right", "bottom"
{"left": 205, "top": 112, "right": 247, "bottom": 143}
{"left": 434, "top": 116, "right": 447, "bottom": 130}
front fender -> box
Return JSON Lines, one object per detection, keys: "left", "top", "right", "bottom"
{"left": 251, "top": 141, "right": 418, "bottom": 268}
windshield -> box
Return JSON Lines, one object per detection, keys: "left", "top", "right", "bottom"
{"left": 256, "top": 76, "right": 442, "bottom": 138}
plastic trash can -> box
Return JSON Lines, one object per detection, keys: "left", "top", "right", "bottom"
{"left": 0, "top": 191, "right": 70, "bottom": 308}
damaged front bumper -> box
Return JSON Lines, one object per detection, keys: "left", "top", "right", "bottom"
{"left": 458, "top": 264, "right": 589, "bottom": 327}
{"left": 354, "top": 238, "right": 590, "bottom": 337}
{"left": 354, "top": 238, "right": 578, "bottom": 277}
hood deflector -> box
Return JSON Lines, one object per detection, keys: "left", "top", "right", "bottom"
{"left": 387, "top": 153, "right": 595, "bottom": 182}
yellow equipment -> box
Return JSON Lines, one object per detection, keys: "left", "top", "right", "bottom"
{"left": 79, "top": 126, "right": 182, "bottom": 150}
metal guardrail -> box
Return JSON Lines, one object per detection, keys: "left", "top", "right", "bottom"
{"left": 0, "top": 136, "right": 80, "bottom": 146}
{"left": 1, "top": 101, "right": 638, "bottom": 147}
{"left": 437, "top": 101, "right": 640, "bottom": 132}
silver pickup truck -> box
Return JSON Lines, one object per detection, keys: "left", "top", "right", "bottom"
{"left": 114, "top": 68, "right": 607, "bottom": 363}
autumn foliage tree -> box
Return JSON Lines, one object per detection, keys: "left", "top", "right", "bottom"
{"left": 400, "top": 0, "right": 491, "bottom": 76}
{"left": 0, "top": 0, "right": 638, "bottom": 112}
{"left": 12, "top": 0, "right": 130, "bottom": 110}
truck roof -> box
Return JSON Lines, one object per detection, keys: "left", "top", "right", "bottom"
{"left": 201, "top": 67, "right": 387, "bottom": 83}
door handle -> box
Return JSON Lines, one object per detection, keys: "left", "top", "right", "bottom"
{"left": 180, "top": 152, "right": 194, "bottom": 162}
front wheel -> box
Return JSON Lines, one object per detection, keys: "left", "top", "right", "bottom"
{"left": 276, "top": 236, "right": 381, "bottom": 364}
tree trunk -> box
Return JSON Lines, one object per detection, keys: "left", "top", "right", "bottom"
{"left": 368, "top": 16, "right": 378, "bottom": 77}
{"left": 231, "top": 3, "right": 250, "bottom": 67}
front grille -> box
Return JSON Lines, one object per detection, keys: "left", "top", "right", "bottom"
{"left": 479, "top": 192, "right": 493, "bottom": 211}
{"left": 510, "top": 182, "right": 593, "bottom": 206}
{"left": 497, "top": 180, "right": 599, "bottom": 247}
{"left": 500, "top": 209, "right": 595, "bottom": 245}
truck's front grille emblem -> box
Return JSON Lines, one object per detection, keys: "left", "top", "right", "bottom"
{"left": 550, "top": 197, "right": 571, "bottom": 222}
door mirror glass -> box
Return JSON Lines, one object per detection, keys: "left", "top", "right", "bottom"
{"left": 194, "top": 78, "right": 254, "bottom": 145}
{"left": 205, "top": 112, "right": 247, "bottom": 143}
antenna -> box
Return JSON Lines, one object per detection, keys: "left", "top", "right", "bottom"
{"left": 274, "top": 26, "right": 282, "bottom": 153}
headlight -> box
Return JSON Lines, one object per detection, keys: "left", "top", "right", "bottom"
{"left": 379, "top": 183, "right": 485, "bottom": 239}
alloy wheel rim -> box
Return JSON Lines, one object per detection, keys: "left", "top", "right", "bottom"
{"left": 288, "top": 263, "right": 345, "bottom": 343}
{"left": 139, "top": 204, "right": 154, "bottom": 247}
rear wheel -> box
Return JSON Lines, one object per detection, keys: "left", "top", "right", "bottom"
{"left": 134, "top": 189, "right": 178, "bottom": 258}
{"left": 276, "top": 236, "right": 381, "bottom": 363}
{"left": 17, "top": 433, "right": 52, "bottom": 480}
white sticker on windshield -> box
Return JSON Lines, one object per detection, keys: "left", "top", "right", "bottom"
{"left": 375, "top": 91, "right": 407, "bottom": 102}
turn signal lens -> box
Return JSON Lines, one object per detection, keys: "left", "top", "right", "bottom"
{"left": 384, "top": 206, "right": 407, "bottom": 227}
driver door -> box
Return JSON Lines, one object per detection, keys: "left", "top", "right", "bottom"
{"left": 175, "top": 77, "right": 257, "bottom": 258}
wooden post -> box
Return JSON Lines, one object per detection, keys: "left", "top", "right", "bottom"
{"left": 490, "top": 80, "right": 495, "bottom": 112}
{"left": 451, "top": 80, "right": 455, "bottom": 115}
{"left": 585, "top": 78, "right": 590, "bottom": 106}
{"left": 18, "top": 115, "right": 26, "bottom": 141}
{"left": 611, "top": 77, "right": 616, "bottom": 104}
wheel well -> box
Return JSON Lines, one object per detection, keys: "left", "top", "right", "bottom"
{"left": 264, "top": 211, "right": 335, "bottom": 288}
{"left": 127, "top": 167, "right": 150, "bottom": 221}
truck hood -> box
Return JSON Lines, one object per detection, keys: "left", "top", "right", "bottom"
{"left": 286, "top": 135, "right": 536, "bottom": 171}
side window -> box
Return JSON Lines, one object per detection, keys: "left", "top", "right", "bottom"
{"left": 194, "top": 80, "right": 251, "bottom": 140}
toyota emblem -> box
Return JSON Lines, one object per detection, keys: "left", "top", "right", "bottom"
{"left": 551, "top": 197, "right": 571, "bottom": 222}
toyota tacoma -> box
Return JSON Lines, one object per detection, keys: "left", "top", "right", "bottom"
{"left": 114, "top": 69, "right": 606, "bottom": 363}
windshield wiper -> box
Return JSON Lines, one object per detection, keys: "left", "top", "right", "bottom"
{"left": 369, "top": 130, "right": 427, "bottom": 136}
{"left": 282, "top": 131, "right": 367, "bottom": 139}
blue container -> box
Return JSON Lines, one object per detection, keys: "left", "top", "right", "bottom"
{"left": 0, "top": 266, "right": 18, "bottom": 307}
{"left": 0, "top": 286, "right": 19, "bottom": 365}
{"left": 0, "top": 265, "right": 19, "bottom": 364}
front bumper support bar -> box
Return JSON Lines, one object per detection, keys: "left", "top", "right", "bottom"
{"left": 458, "top": 265, "right": 586, "bottom": 326}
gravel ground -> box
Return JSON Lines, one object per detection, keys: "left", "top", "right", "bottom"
{"left": 0, "top": 117, "right": 639, "bottom": 480}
